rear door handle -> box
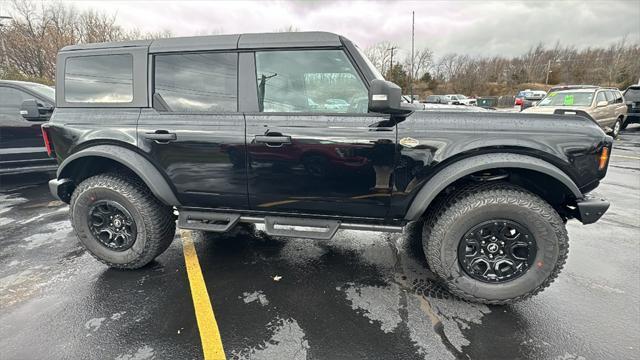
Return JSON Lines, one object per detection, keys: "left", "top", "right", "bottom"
{"left": 254, "top": 135, "right": 291, "bottom": 147}
{"left": 144, "top": 130, "right": 176, "bottom": 143}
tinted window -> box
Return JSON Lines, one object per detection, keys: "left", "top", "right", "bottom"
{"left": 65, "top": 54, "right": 133, "bottom": 103}
{"left": 624, "top": 88, "right": 640, "bottom": 102}
{"left": 0, "top": 87, "right": 30, "bottom": 119}
{"left": 154, "top": 52, "right": 237, "bottom": 112}
{"left": 255, "top": 50, "right": 368, "bottom": 113}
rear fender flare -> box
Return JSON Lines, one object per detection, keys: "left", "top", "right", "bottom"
{"left": 57, "top": 145, "right": 180, "bottom": 206}
{"left": 404, "top": 153, "right": 583, "bottom": 221}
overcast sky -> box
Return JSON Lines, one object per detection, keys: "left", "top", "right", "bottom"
{"left": 60, "top": 0, "right": 640, "bottom": 58}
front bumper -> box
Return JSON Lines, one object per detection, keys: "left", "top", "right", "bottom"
{"left": 575, "top": 196, "right": 610, "bottom": 224}
{"left": 49, "top": 178, "right": 74, "bottom": 203}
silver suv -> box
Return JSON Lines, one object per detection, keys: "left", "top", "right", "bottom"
{"left": 523, "top": 87, "right": 627, "bottom": 138}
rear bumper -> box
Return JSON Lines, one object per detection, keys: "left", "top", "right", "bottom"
{"left": 49, "top": 178, "right": 74, "bottom": 203}
{"left": 575, "top": 196, "right": 610, "bottom": 224}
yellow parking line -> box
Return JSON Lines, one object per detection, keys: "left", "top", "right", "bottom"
{"left": 611, "top": 154, "right": 640, "bottom": 160}
{"left": 181, "top": 229, "right": 226, "bottom": 360}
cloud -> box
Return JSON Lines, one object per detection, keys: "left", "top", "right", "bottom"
{"left": 67, "top": 0, "right": 639, "bottom": 59}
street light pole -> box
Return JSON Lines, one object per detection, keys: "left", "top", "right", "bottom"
{"left": 410, "top": 10, "right": 415, "bottom": 102}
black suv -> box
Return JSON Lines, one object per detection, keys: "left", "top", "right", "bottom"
{"left": 623, "top": 85, "right": 640, "bottom": 129}
{"left": 46, "top": 32, "right": 612, "bottom": 305}
{"left": 0, "top": 80, "right": 57, "bottom": 175}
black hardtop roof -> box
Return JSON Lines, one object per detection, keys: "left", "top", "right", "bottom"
{"left": 60, "top": 31, "right": 343, "bottom": 53}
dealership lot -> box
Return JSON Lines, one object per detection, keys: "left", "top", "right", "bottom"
{"left": 1, "top": 126, "right": 639, "bottom": 360}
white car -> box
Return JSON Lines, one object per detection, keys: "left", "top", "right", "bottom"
{"left": 444, "top": 94, "right": 477, "bottom": 106}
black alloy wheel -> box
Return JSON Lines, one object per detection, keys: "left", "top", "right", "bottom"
{"left": 88, "top": 200, "right": 137, "bottom": 251}
{"left": 458, "top": 219, "right": 536, "bottom": 283}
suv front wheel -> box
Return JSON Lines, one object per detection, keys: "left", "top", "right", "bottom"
{"left": 70, "top": 173, "right": 176, "bottom": 269}
{"left": 423, "top": 183, "right": 569, "bottom": 305}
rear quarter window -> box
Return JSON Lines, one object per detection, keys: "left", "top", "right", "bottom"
{"left": 64, "top": 54, "right": 134, "bottom": 103}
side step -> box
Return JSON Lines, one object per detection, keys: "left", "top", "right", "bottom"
{"left": 178, "top": 211, "right": 240, "bottom": 232}
{"left": 178, "top": 211, "right": 403, "bottom": 239}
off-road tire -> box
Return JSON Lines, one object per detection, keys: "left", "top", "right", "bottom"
{"left": 70, "top": 173, "right": 176, "bottom": 269}
{"left": 423, "top": 182, "right": 569, "bottom": 305}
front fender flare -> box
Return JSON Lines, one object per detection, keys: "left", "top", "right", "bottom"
{"left": 57, "top": 145, "right": 180, "bottom": 206}
{"left": 404, "top": 153, "right": 583, "bottom": 221}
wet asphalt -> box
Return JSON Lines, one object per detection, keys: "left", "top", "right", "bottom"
{"left": 1, "top": 126, "right": 639, "bottom": 360}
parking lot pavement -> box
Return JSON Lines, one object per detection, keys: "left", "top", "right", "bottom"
{"left": 1, "top": 126, "right": 639, "bottom": 360}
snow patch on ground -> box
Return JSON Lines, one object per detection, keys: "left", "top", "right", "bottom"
{"left": 115, "top": 345, "right": 155, "bottom": 360}
{"left": 341, "top": 282, "right": 402, "bottom": 333}
{"left": 231, "top": 317, "right": 309, "bottom": 360}
{"left": 241, "top": 290, "right": 269, "bottom": 306}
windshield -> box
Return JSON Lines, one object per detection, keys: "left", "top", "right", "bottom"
{"left": 624, "top": 88, "right": 640, "bottom": 102}
{"left": 21, "top": 82, "right": 55, "bottom": 101}
{"left": 538, "top": 91, "right": 594, "bottom": 107}
{"left": 354, "top": 45, "right": 384, "bottom": 80}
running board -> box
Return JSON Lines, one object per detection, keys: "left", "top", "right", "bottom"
{"left": 264, "top": 216, "right": 339, "bottom": 240}
{"left": 177, "top": 211, "right": 403, "bottom": 239}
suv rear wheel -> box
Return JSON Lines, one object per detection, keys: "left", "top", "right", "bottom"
{"left": 423, "top": 183, "right": 568, "bottom": 305}
{"left": 70, "top": 173, "right": 176, "bottom": 269}
{"left": 612, "top": 117, "right": 623, "bottom": 138}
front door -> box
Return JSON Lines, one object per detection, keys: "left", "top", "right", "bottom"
{"left": 243, "top": 49, "right": 396, "bottom": 218}
{"left": 138, "top": 51, "right": 247, "bottom": 209}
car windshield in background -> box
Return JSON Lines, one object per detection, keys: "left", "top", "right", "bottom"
{"left": 624, "top": 88, "right": 640, "bottom": 102}
{"left": 21, "top": 82, "right": 55, "bottom": 101}
{"left": 538, "top": 91, "right": 594, "bottom": 107}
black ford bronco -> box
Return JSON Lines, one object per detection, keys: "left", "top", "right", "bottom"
{"left": 46, "top": 32, "right": 612, "bottom": 304}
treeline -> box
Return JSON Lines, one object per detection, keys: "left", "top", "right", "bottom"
{"left": 366, "top": 40, "right": 640, "bottom": 97}
{"left": 1, "top": 1, "right": 638, "bottom": 97}
{"left": 0, "top": 1, "right": 171, "bottom": 85}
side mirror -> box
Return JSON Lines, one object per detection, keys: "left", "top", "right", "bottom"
{"left": 596, "top": 100, "right": 608, "bottom": 108}
{"left": 368, "top": 79, "right": 412, "bottom": 115}
{"left": 20, "top": 99, "right": 53, "bottom": 121}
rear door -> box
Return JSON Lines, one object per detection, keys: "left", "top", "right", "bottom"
{"left": 0, "top": 85, "right": 53, "bottom": 172}
{"left": 138, "top": 51, "right": 248, "bottom": 209}
{"left": 242, "top": 49, "right": 395, "bottom": 218}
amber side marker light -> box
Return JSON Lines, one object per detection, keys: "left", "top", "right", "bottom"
{"left": 598, "top": 147, "right": 609, "bottom": 170}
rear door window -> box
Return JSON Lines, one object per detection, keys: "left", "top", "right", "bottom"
{"left": 154, "top": 52, "right": 238, "bottom": 112}
{"left": 604, "top": 91, "right": 614, "bottom": 104}
{"left": 64, "top": 54, "right": 133, "bottom": 103}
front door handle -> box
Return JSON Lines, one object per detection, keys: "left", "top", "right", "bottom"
{"left": 144, "top": 130, "right": 177, "bottom": 143}
{"left": 254, "top": 135, "right": 291, "bottom": 147}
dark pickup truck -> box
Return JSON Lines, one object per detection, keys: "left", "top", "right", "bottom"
{"left": 45, "top": 32, "right": 612, "bottom": 305}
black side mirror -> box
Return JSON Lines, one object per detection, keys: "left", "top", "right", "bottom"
{"left": 20, "top": 99, "right": 53, "bottom": 121}
{"left": 368, "top": 79, "right": 413, "bottom": 115}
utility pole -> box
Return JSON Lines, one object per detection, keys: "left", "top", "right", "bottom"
{"left": 389, "top": 46, "right": 397, "bottom": 74}
{"left": 410, "top": 10, "right": 415, "bottom": 102}
{"left": 0, "top": 16, "right": 11, "bottom": 71}
{"left": 545, "top": 59, "right": 551, "bottom": 85}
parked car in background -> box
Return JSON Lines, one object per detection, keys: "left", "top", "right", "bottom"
{"left": 622, "top": 85, "right": 640, "bottom": 129}
{"left": 443, "top": 94, "right": 476, "bottom": 106}
{"left": 514, "top": 90, "right": 547, "bottom": 111}
{"left": 0, "top": 80, "right": 57, "bottom": 175}
{"left": 424, "top": 95, "right": 447, "bottom": 104}
{"left": 522, "top": 87, "right": 627, "bottom": 138}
